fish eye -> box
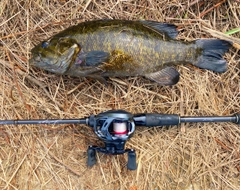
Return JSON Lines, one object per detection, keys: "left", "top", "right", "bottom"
{"left": 41, "top": 41, "right": 49, "bottom": 48}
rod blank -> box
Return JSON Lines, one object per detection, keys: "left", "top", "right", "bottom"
{"left": 0, "top": 119, "right": 87, "bottom": 125}
{"left": 180, "top": 115, "right": 239, "bottom": 124}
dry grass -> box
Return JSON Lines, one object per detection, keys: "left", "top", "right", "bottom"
{"left": 0, "top": 0, "right": 240, "bottom": 189}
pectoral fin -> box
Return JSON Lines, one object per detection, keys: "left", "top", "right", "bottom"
{"left": 145, "top": 67, "right": 180, "bottom": 85}
{"left": 140, "top": 20, "right": 178, "bottom": 39}
{"left": 86, "top": 51, "right": 110, "bottom": 66}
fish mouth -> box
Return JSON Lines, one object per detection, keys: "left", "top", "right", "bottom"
{"left": 29, "top": 54, "right": 57, "bottom": 72}
{"left": 29, "top": 54, "right": 43, "bottom": 66}
{"left": 29, "top": 53, "right": 58, "bottom": 72}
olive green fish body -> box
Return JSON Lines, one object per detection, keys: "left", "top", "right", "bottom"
{"left": 55, "top": 21, "right": 196, "bottom": 75}
{"left": 30, "top": 20, "right": 232, "bottom": 85}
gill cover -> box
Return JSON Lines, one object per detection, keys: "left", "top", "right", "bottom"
{"left": 30, "top": 37, "right": 80, "bottom": 74}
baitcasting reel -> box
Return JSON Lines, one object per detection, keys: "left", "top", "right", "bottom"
{"left": 87, "top": 110, "right": 137, "bottom": 170}
{"left": 0, "top": 110, "right": 239, "bottom": 170}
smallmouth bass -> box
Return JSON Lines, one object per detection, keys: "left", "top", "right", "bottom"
{"left": 30, "top": 20, "right": 232, "bottom": 85}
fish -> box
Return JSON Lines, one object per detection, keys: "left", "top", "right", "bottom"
{"left": 29, "top": 20, "right": 232, "bottom": 85}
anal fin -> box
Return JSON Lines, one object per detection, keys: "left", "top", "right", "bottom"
{"left": 145, "top": 67, "right": 180, "bottom": 85}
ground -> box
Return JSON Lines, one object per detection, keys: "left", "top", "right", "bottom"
{"left": 0, "top": 0, "right": 239, "bottom": 189}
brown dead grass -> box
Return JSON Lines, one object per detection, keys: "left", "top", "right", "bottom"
{"left": 0, "top": 0, "right": 240, "bottom": 189}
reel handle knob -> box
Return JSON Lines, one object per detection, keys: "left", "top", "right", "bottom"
{"left": 87, "top": 147, "right": 97, "bottom": 167}
{"left": 127, "top": 150, "right": 137, "bottom": 170}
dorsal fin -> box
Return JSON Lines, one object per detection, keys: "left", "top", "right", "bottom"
{"left": 140, "top": 20, "right": 178, "bottom": 39}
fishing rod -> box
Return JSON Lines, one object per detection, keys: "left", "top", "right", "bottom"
{"left": 0, "top": 110, "right": 239, "bottom": 170}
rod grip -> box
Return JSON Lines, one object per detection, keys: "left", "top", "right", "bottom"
{"left": 146, "top": 114, "right": 180, "bottom": 126}
{"left": 134, "top": 114, "right": 180, "bottom": 127}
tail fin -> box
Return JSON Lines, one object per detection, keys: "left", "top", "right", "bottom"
{"left": 195, "top": 39, "right": 232, "bottom": 73}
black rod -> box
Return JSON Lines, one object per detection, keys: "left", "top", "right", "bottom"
{"left": 180, "top": 115, "right": 238, "bottom": 124}
{"left": 0, "top": 113, "right": 239, "bottom": 126}
{"left": 0, "top": 119, "right": 87, "bottom": 125}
